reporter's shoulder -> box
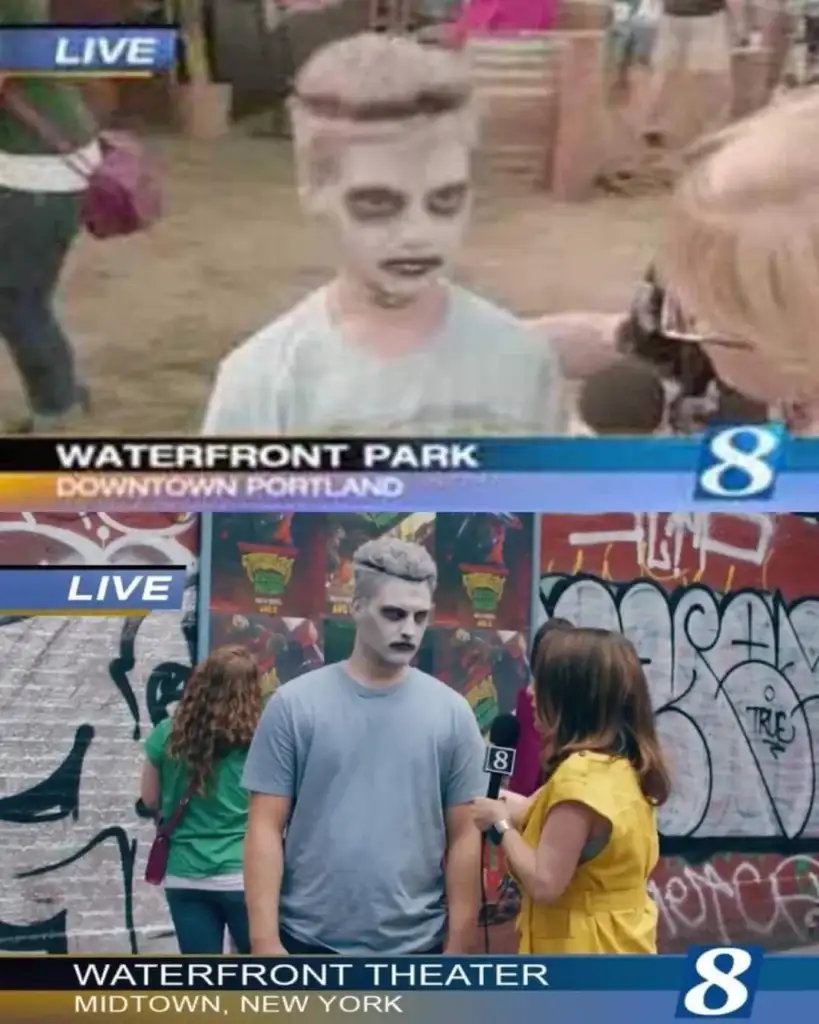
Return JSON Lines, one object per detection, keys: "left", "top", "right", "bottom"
{"left": 214, "top": 288, "right": 325, "bottom": 379}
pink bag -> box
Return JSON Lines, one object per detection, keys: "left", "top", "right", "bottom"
{"left": 144, "top": 783, "right": 196, "bottom": 887}
{"left": 3, "top": 87, "right": 162, "bottom": 239}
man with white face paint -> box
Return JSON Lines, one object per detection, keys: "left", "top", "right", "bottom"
{"left": 242, "top": 538, "right": 486, "bottom": 955}
{"left": 202, "top": 32, "right": 566, "bottom": 436}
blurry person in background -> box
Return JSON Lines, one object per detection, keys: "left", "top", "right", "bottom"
{"left": 609, "top": 0, "right": 660, "bottom": 109}
{"left": 642, "top": 0, "right": 733, "bottom": 148}
{"left": 140, "top": 646, "right": 262, "bottom": 954}
{"left": 203, "top": 32, "right": 565, "bottom": 437}
{"left": 472, "top": 628, "right": 670, "bottom": 953}
{"left": 242, "top": 537, "right": 486, "bottom": 956}
{"left": 808, "top": 2, "right": 819, "bottom": 81}
{"left": 0, "top": 0, "right": 100, "bottom": 433}
{"left": 660, "top": 87, "right": 819, "bottom": 431}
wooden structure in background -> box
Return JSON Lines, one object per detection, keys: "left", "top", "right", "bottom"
{"left": 368, "top": 0, "right": 414, "bottom": 31}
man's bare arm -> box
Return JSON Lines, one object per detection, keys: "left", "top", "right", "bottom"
{"left": 244, "top": 793, "right": 291, "bottom": 954}
{"left": 444, "top": 802, "right": 482, "bottom": 954}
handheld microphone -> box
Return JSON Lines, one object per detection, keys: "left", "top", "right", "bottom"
{"left": 577, "top": 355, "right": 667, "bottom": 435}
{"left": 479, "top": 713, "right": 520, "bottom": 955}
{"left": 484, "top": 713, "right": 520, "bottom": 799}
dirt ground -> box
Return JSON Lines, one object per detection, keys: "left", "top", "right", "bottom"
{"left": 0, "top": 134, "right": 665, "bottom": 434}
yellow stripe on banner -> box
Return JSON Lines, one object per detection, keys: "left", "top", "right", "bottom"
{"left": 0, "top": 474, "right": 60, "bottom": 506}
{"left": 2, "top": 991, "right": 401, "bottom": 1022}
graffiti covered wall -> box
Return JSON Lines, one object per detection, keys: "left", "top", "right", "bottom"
{"left": 538, "top": 513, "right": 819, "bottom": 950}
{"left": 5, "top": 510, "right": 817, "bottom": 953}
{"left": 0, "top": 514, "right": 198, "bottom": 953}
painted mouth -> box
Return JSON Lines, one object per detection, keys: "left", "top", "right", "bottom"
{"left": 381, "top": 257, "right": 443, "bottom": 278}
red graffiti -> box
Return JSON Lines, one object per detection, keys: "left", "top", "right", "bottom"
{"left": 540, "top": 513, "right": 819, "bottom": 601}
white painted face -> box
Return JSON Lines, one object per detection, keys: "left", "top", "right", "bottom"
{"left": 315, "top": 133, "right": 472, "bottom": 304}
{"left": 352, "top": 576, "right": 432, "bottom": 667}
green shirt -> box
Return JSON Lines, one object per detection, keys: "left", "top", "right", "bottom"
{"left": 144, "top": 718, "right": 250, "bottom": 879}
{"left": 0, "top": 0, "right": 97, "bottom": 155}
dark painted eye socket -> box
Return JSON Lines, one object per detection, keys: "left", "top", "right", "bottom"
{"left": 426, "top": 182, "right": 469, "bottom": 217}
{"left": 344, "top": 188, "right": 406, "bottom": 222}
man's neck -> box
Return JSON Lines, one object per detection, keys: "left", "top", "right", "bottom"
{"left": 328, "top": 274, "right": 448, "bottom": 355}
{"left": 345, "top": 645, "right": 407, "bottom": 688}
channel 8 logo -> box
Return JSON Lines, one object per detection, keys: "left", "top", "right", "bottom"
{"left": 676, "top": 945, "right": 764, "bottom": 1018}
{"left": 695, "top": 424, "right": 787, "bottom": 501}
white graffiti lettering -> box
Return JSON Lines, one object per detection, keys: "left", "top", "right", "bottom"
{"left": 539, "top": 574, "right": 819, "bottom": 840}
{"left": 650, "top": 855, "right": 819, "bottom": 947}
{"left": 567, "top": 513, "right": 775, "bottom": 578}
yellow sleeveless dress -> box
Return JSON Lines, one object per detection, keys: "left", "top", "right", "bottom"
{"left": 517, "top": 751, "right": 659, "bottom": 954}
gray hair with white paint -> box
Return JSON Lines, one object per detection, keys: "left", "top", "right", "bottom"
{"left": 352, "top": 537, "right": 438, "bottom": 601}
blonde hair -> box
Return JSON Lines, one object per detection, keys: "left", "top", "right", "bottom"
{"left": 289, "top": 32, "right": 478, "bottom": 191}
{"left": 659, "top": 87, "right": 819, "bottom": 391}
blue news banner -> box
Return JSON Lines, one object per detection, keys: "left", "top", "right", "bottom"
{"left": 155, "top": 425, "right": 817, "bottom": 513}
{"left": 0, "top": 948, "right": 814, "bottom": 1022}
{"left": 0, "top": 26, "right": 177, "bottom": 74}
{"left": 0, "top": 566, "right": 187, "bottom": 615}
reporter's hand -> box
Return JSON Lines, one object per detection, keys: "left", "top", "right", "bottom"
{"left": 471, "top": 797, "right": 506, "bottom": 831}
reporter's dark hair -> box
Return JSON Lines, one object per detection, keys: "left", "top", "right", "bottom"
{"left": 533, "top": 627, "right": 671, "bottom": 806}
{"left": 529, "top": 617, "right": 573, "bottom": 674}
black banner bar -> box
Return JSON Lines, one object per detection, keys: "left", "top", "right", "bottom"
{"left": 0, "top": 439, "right": 483, "bottom": 473}
{"left": 0, "top": 955, "right": 546, "bottom": 991}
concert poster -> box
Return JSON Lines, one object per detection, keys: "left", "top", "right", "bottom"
{"left": 433, "top": 513, "right": 534, "bottom": 632}
{"left": 209, "top": 513, "right": 327, "bottom": 620}
{"left": 433, "top": 627, "right": 529, "bottom": 738}
{"left": 209, "top": 612, "right": 324, "bottom": 698}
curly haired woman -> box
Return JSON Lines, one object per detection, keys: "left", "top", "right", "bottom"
{"left": 140, "top": 646, "right": 262, "bottom": 954}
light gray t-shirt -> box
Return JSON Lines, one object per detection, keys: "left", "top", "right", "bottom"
{"left": 202, "top": 283, "right": 566, "bottom": 435}
{"left": 242, "top": 663, "right": 486, "bottom": 955}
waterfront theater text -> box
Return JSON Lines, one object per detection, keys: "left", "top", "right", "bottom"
{"left": 72, "top": 959, "right": 550, "bottom": 990}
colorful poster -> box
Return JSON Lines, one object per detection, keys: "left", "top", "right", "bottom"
{"left": 210, "top": 513, "right": 326, "bottom": 619}
{"left": 434, "top": 513, "right": 533, "bottom": 631}
{"left": 325, "top": 513, "right": 436, "bottom": 617}
{"left": 433, "top": 627, "right": 529, "bottom": 737}
{"left": 323, "top": 616, "right": 435, "bottom": 675}
{"left": 209, "top": 613, "right": 324, "bottom": 696}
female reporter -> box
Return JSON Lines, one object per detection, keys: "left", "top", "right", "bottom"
{"left": 140, "top": 646, "right": 262, "bottom": 955}
{"left": 472, "top": 628, "right": 670, "bottom": 954}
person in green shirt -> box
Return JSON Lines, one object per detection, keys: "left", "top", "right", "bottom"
{"left": 140, "top": 646, "right": 263, "bottom": 954}
{"left": 0, "top": 0, "right": 100, "bottom": 432}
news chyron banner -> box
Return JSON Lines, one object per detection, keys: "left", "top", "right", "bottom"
{"left": 0, "top": 948, "right": 815, "bottom": 1023}
{"left": 0, "top": 426, "right": 811, "bottom": 512}
{"left": 0, "top": 566, "right": 187, "bottom": 616}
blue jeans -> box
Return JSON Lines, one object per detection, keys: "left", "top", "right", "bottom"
{"left": 165, "top": 889, "right": 250, "bottom": 954}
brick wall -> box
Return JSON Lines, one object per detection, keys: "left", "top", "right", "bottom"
{"left": 0, "top": 514, "right": 198, "bottom": 953}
